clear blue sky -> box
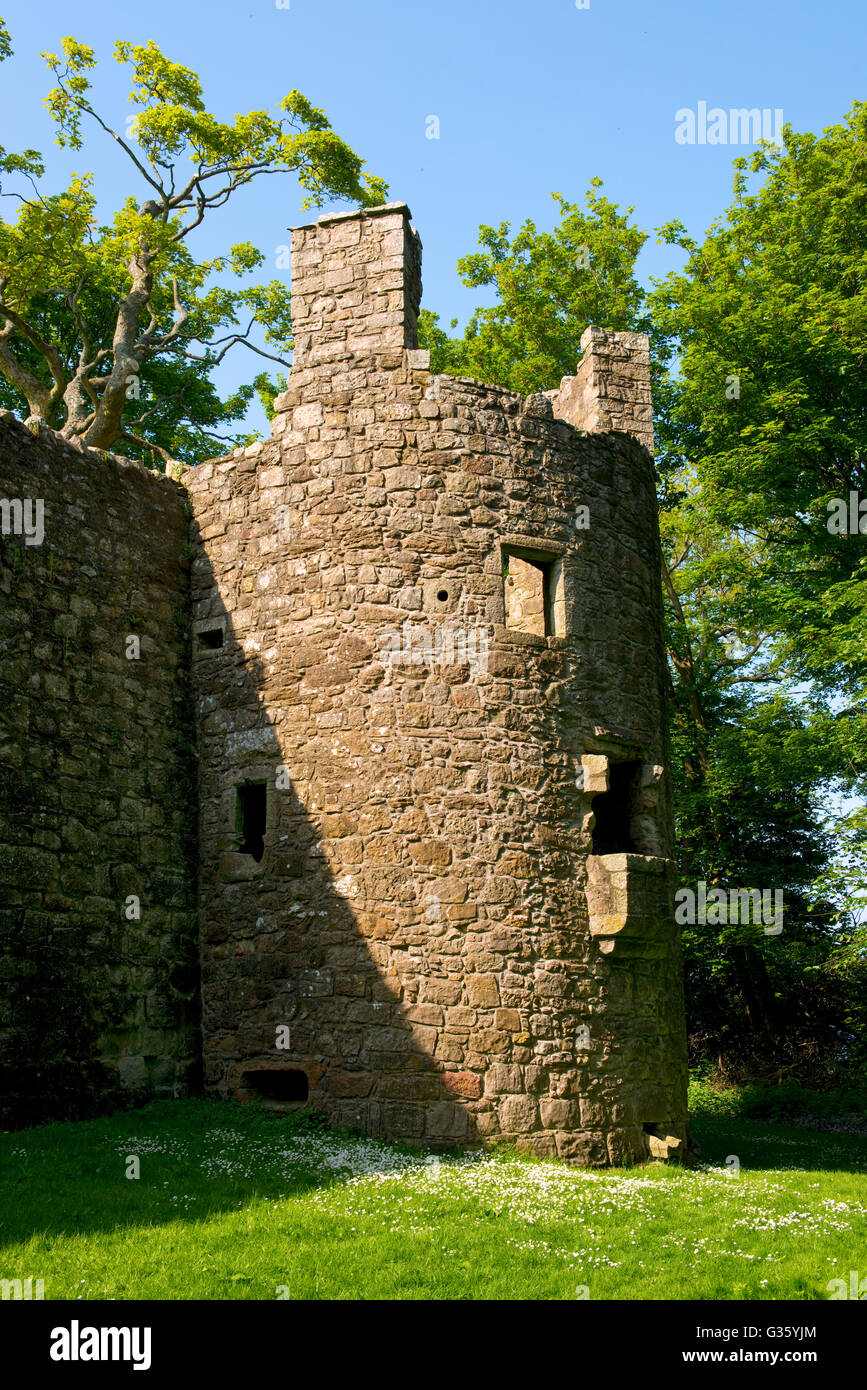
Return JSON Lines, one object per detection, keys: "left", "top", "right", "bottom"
{"left": 1, "top": 0, "right": 865, "bottom": 425}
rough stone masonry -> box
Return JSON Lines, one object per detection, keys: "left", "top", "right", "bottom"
{"left": 0, "top": 420, "right": 199, "bottom": 1126}
{"left": 0, "top": 200, "right": 687, "bottom": 1159}
{"left": 183, "top": 202, "right": 688, "bottom": 1164}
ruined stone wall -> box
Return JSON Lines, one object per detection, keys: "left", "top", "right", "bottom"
{"left": 552, "top": 326, "right": 655, "bottom": 455}
{"left": 186, "top": 203, "right": 688, "bottom": 1163}
{"left": 0, "top": 201, "right": 687, "bottom": 1159}
{"left": 290, "top": 203, "right": 422, "bottom": 362}
{"left": 0, "top": 415, "right": 200, "bottom": 1126}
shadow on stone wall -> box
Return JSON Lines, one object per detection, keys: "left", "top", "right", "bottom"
{"left": 0, "top": 417, "right": 200, "bottom": 1129}
{"left": 192, "top": 542, "right": 482, "bottom": 1152}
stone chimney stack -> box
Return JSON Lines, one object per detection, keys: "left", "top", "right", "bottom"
{"left": 289, "top": 202, "right": 422, "bottom": 370}
{"left": 551, "top": 326, "right": 654, "bottom": 455}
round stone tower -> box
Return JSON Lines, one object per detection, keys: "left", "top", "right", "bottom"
{"left": 185, "top": 202, "right": 688, "bottom": 1165}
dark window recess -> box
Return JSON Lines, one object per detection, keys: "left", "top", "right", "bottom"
{"left": 243, "top": 1069, "right": 308, "bottom": 1102}
{"left": 541, "top": 563, "right": 555, "bottom": 636}
{"left": 198, "top": 626, "right": 224, "bottom": 649}
{"left": 168, "top": 964, "right": 198, "bottom": 996}
{"left": 591, "top": 760, "right": 641, "bottom": 854}
{"left": 236, "top": 782, "right": 267, "bottom": 861}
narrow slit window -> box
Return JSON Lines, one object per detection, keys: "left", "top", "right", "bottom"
{"left": 198, "top": 626, "right": 224, "bottom": 649}
{"left": 242, "top": 1068, "right": 308, "bottom": 1102}
{"left": 236, "top": 782, "right": 267, "bottom": 862}
{"left": 591, "top": 760, "right": 641, "bottom": 854}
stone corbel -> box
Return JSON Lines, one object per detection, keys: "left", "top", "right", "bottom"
{"left": 585, "top": 852, "right": 676, "bottom": 955}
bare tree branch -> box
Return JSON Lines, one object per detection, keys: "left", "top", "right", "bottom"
{"left": 183, "top": 333, "right": 289, "bottom": 368}
{"left": 0, "top": 321, "right": 53, "bottom": 418}
{"left": 134, "top": 277, "right": 188, "bottom": 353}
{"left": 48, "top": 65, "right": 166, "bottom": 201}
{"left": 0, "top": 278, "right": 68, "bottom": 403}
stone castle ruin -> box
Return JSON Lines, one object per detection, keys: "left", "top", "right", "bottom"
{"left": 0, "top": 202, "right": 688, "bottom": 1164}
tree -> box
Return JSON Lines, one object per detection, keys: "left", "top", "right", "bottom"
{"left": 416, "top": 309, "right": 466, "bottom": 378}
{"left": 657, "top": 465, "right": 856, "bottom": 1076}
{"left": 0, "top": 19, "right": 386, "bottom": 465}
{"left": 650, "top": 109, "right": 867, "bottom": 1076}
{"left": 651, "top": 104, "right": 867, "bottom": 709}
{"left": 418, "top": 183, "right": 651, "bottom": 394}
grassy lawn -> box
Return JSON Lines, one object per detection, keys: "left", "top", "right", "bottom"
{"left": 1, "top": 1096, "right": 865, "bottom": 1300}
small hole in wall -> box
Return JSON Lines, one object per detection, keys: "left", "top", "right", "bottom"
{"left": 168, "top": 964, "right": 198, "bottom": 996}
{"left": 242, "top": 1069, "right": 308, "bottom": 1102}
{"left": 437, "top": 589, "right": 449, "bottom": 603}
{"left": 198, "top": 627, "right": 224, "bottom": 649}
{"left": 236, "top": 782, "right": 267, "bottom": 862}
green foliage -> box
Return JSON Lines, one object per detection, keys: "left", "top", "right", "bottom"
{"left": 689, "top": 1075, "right": 867, "bottom": 1120}
{"left": 416, "top": 309, "right": 465, "bottom": 376}
{"left": 251, "top": 371, "right": 288, "bottom": 424}
{"left": 651, "top": 103, "right": 867, "bottom": 706}
{"left": 650, "top": 106, "right": 867, "bottom": 1077}
{"left": 423, "top": 183, "right": 651, "bottom": 393}
{"left": 0, "top": 23, "right": 387, "bottom": 464}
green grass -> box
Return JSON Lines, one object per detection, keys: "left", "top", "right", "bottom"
{"left": 1, "top": 1097, "right": 865, "bottom": 1300}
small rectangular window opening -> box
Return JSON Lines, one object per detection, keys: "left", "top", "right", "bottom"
{"left": 591, "top": 760, "right": 641, "bottom": 854}
{"left": 236, "top": 782, "right": 267, "bottom": 862}
{"left": 504, "top": 552, "right": 558, "bottom": 637}
{"left": 242, "top": 1068, "right": 308, "bottom": 1102}
{"left": 197, "top": 626, "right": 224, "bottom": 649}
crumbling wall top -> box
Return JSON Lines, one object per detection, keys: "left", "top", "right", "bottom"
{"left": 551, "top": 325, "right": 654, "bottom": 455}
